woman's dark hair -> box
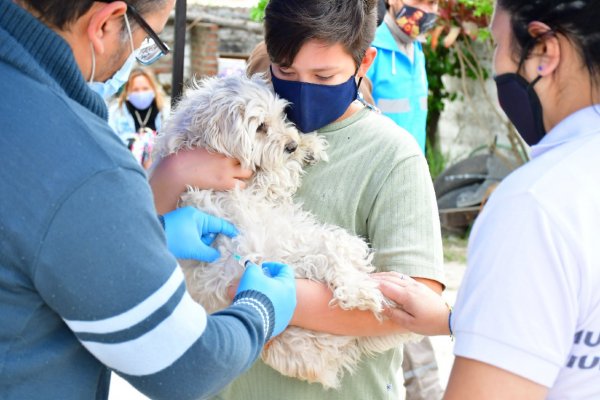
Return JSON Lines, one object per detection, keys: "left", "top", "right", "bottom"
{"left": 497, "top": 0, "right": 600, "bottom": 84}
{"left": 264, "top": 0, "right": 378, "bottom": 68}
{"left": 21, "top": 0, "right": 166, "bottom": 30}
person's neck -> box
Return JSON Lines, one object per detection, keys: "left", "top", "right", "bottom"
{"left": 546, "top": 87, "right": 600, "bottom": 132}
{"left": 56, "top": 27, "right": 93, "bottom": 82}
{"left": 384, "top": 12, "right": 414, "bottom": 61}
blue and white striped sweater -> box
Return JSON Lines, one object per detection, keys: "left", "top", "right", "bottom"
{"left": 0, "top": 1, "right": 273, "bottom": 398}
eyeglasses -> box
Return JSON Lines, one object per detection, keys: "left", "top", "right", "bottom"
{"left": 98, "top": 0, "right": 170, "bottom": 65}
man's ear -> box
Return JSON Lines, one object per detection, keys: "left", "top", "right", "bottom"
{"left": 87, "top": 1, "right": 128, "bottom": 55}
{"left": 527, "top": 21, "right": 560, "bottom": 77}
{"left": 358, "top": 47, "right": 377, "bottom": 77}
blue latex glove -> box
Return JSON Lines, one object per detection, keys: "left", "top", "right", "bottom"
{"left": 236, "top": 262, "right": 297, "bottom": 338}
{"left": 161, "top": 206, "right": 238, "bottom": 262}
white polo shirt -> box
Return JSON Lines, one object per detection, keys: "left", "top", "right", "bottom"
{"left": 453, "top": 105, "right": 600, "bottom": 399}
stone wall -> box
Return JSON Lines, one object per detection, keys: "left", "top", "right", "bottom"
{"left": 150, "top": 6, "right": 263, "bottom": 94}
{"left": 436, "top": 43, "right": 517, "bottom": 164}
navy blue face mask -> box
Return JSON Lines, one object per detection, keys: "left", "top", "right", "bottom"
{"left": 271, "top": 66, "right": 361, "bottom": 133}
{"left": 494, "top": 73, "right": 546, "bottom": 146}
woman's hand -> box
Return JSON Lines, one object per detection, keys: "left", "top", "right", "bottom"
{"left": 372, "top": 272, "right": 451, "bottom": 336}
{"left": 149, "top": 147, "right": 253, "bottom": 214}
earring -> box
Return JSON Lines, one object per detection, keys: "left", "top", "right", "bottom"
{"left": 537, "top": 66, "right": 543, "bottom": 72}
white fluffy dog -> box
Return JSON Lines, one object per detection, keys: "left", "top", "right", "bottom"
{"left": 154, "top": 74, "right": 418, "bottom": 389}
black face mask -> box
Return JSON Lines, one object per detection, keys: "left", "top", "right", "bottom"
{"left": 494, "top": 73, "right": 546, "bottom": 146}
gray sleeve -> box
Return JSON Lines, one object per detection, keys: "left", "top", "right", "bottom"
{"left": 368, "top": 154, "right": 445, "bottom": 283}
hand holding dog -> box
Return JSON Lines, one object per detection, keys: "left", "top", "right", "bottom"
{"left": 236, "top": 262, "right": 297, "bottom": 338}
{"left": 150, "top": 147, "right": 253, "bottom": 214}
{"left": 373, "top": 272, "right": 450, "bottom": 336}
{"left": 162, "top": 206, "right": 238, "bottom": 262}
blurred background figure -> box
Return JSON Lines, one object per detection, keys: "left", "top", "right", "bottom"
{"left": 367, "top": 0, "right": 439, "bottom": 154}
{"left": 109, "top": 67, "right": 167, "bottom": 169}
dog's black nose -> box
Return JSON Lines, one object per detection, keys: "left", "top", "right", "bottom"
{"left": 285, "top": 141, "right": 298, "bottom": 153}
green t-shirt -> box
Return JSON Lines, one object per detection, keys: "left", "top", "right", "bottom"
{"left": 213, "top": 107, "right": 444, "bottom": 399}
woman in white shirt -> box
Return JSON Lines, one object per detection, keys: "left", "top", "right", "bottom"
{"left": 375, "top": 1, "right": 600, "bottom": 399}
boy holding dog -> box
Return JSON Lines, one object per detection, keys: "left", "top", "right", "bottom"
{"left": 153, "top": 0, "right": 445, "bottom": 398}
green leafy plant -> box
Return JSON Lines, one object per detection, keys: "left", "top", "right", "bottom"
{"left": 250, "top": 0, "right": 268, "bottom": 22}
{"left": 427, "top": 0, "right": 528, "bottom": 165}
{"left": 425, "top": 137, "right": 447, "bottom": 180}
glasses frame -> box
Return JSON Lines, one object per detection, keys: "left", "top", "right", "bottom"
{"left": 97, "top": 0, "right": 170, "bottom": 64}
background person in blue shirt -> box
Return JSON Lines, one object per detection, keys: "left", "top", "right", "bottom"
{"left": 367, "top": 0, "right": 439, "bottom": 153}
{"left": 0, "top": 0, "right": 296, "bottom": 399}
{"left": 368, "top": 1, "right": 443, "bottom": 398}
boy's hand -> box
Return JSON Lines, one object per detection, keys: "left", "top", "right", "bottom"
{"left": 162, "top": 206, "right": 238, "bottom": 262}
{"left": 373, "top": 272, "right": 450, "bottom": 336}
{"left": 150, "top": 147, "right": 253, "bottom": 214}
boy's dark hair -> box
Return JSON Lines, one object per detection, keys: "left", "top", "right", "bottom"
{"left": 21, "top": 0, "right": 166, "bottom": 30}
{"left": 264, "top": 0, "right": 378, "bottom": 68}
{"left": 498, "top": 0, "right": 600, "bottom": 85}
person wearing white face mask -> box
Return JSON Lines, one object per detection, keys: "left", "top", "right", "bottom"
{"left": 109, "top": 67, "right": 167, "bottom": 169}
{"left": 0, "top": 0, "right": 298, "bottom": 399}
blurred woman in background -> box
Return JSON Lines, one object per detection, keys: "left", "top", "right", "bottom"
{"left": 109, "top": 67, "right": 166, "bottom": 169}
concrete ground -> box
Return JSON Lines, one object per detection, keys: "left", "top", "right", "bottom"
{"left": 108, "top": 259, "right": 467, "bottom": 400}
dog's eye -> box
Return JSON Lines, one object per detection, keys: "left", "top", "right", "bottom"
{"left": 257, "top": 123, "right": 268, "bottom": 134}
{"left": 285, "top": 141, "right": 298, "bottom": 153}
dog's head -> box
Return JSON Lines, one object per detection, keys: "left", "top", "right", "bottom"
{"left": 155, "top": 74, "right": 327, "bottom": 199}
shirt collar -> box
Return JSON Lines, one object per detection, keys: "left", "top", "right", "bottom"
{"left": 530, "top": 105, "right": 600, "bottom": 159}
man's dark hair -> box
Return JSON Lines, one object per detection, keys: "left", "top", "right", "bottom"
{"left": 264, "top": 0, "right": 378, "bottom": 68}
{"left": 498, "top": 0, "right": 600, "bottom": 85}
{"left": 21, "top": 0, "right": 166, "bottom": 30}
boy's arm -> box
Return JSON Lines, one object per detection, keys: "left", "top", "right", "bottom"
{"left": 290, "top": 149, "right": 444, "bottom": 336}
{"left": 149, "top": 147, "right": 252, "bottom": 214}
{"left": 290, "top": 278, "right": 440, "bottom": 336}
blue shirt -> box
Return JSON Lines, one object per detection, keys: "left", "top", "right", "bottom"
{"left": 367, "top": 22, "right": 428, "bottom": 153}
{"left": 0, "top": 1, "right": 273, "bottom": 399}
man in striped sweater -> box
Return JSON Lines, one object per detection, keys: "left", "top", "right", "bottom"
{"left": 0, "top": 0, "right": 296, "bottom": 399}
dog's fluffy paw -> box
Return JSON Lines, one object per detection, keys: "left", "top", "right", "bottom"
{"left": 331, "top": 280, "right": 385, "bottom": 315}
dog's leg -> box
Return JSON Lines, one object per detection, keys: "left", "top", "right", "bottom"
{"left": 310, "top": 232, "right": 386, "bottom": 315}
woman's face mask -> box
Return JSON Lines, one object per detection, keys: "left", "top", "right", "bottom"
{"left": 395, "top": 4, "right": 437, "bottom": 40}
{"left": 270, "top": 66, "right": 361, "bottom": 133}
{"left": 495, "top": 73, "right": 546, "bottom": 146}
{"left": 127, "top": 90, "right": 155, "bottom": 110}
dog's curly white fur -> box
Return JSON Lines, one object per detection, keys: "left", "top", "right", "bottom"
{"left": 154, "top": 74, "right": 419, "bottom": 389}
